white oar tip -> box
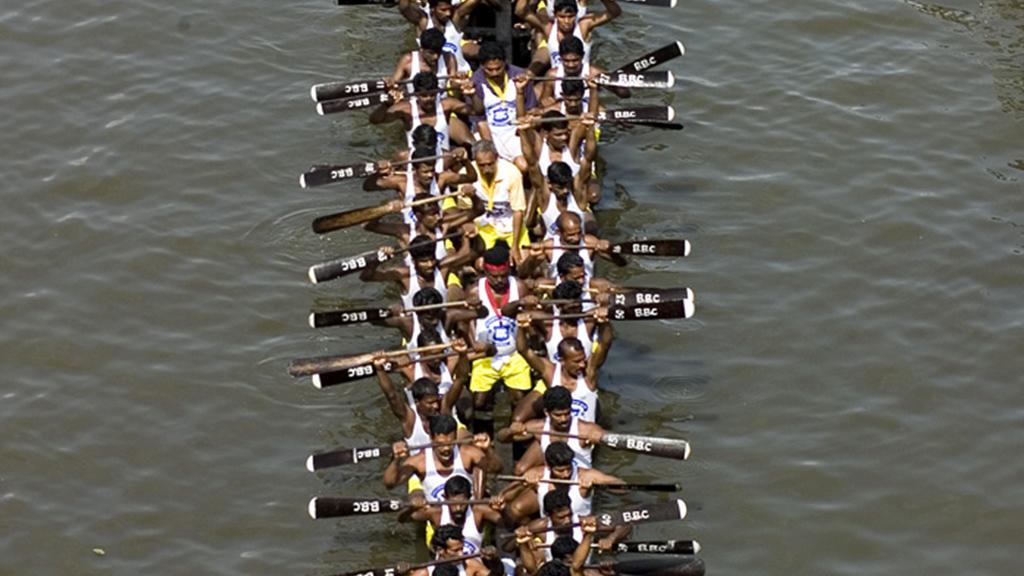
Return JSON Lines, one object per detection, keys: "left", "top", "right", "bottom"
{"left": 693, "top": 540, "right": 701, "bottom": 554}
{"left": 310, "top": 85, "right": 318, "bottom": 102}
{"left": 686, "top": 287, "right": 694, "bottom": 302}
{"left": 666, "top": 70, "right": 676, "bottom": 88}
{"left": 315, "top": 102, "right": 326, "bottom": 116}
{"left": 307, "top": 266, "right": 319, "bottom": 284}
{"left": 299, "top": 173, "right": 308, "bottom": 188}
{"left": 675, "top": 40, "right": 684, "bottom": 54}
{"left": 684, "top": 299, "right": 695, "bottom": 319}
{"left": 308, "top": 312, "right": 317, "bottom": 329}
{"left": 311, "top": 374, "right": 323, "bottom": 389}
{"left": 676, "top": 499, "right": 688, "bottom": 520}
{"left": 670, "top": 0, "right": 678, "bottom": 7}
{"left": 683, "top": 239, "right": 691, "bottom": 257}
{"left": 683, "top": 441, "right": 692, "bottom": 460}
{"left": 306, "top": 454, "right": 316, "bottom": 472}
{"left": 667, "top": 106, "right": 676, "bottom": 122}
{"left": 308, "top": 497, "right": 319, "bottom": 519}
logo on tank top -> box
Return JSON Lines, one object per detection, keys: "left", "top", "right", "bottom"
{"left": 463, "top": 541, "right": 479, "bottom": 555}
{"left": 488, "top": 103, "right": 511, "bottom": 126}
{"left": 485, "top": 315, "right": 515, "bottom": 346}
{"left": 571, "top": 398, "right": 589, "bottom": 417}
{"left": 443, "top": 42, "right": 458, "bottom": 54}
{"left": 431, "top": 484, "right": 447, "bottom": 501}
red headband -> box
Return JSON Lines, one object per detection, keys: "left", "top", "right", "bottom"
{"left": 483, "top": 262, "right": 510, "bottom": 273}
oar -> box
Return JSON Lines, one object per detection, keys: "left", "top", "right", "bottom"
{"left": 311, "top": 75, "right": 456, "bottom": 103}
{"left": 310, "top": 300, "right": 476, "bottom": 329}
{"left": 289, "top": 342, "right": 450, "bottom": 378}
{"left": 336, "top": 0, "right": 398, "bottom": 5}
{"left": 617, "top": 0, "right": 677, "bottom": 8}
{"left": 316, "top": 91, "right": 394, "bottom": 115}
{"left": 537, "top": 539, "right": 700, "bottom": 555}
{"left": 309, "top": 497, "right": 493, "bottom": 519}
{"left": 526, "top": 300, "right": 694, "bottom": 322}
{"left": 312, "top": 351, "right": 455, "bottom": 389}
{"left": 533, "top": 71, "right": 674, "bottom": 89}
{"left": 330, "top": 553, "right": 482, "bottom": 576}
{"left": 612, "top": 41, "right": 685, "bottom": 74}
{"left": 541, "top": 239, "right": 690, "bottom": 257}
{"left": 607, "top": 287, "right": 694, "bottom": 307}
{"left": 588, "top": 557, "right": 706, "bottom": 576}
{"left": 307, "top": 230, "right": 463, "bottom": 284}
{"left": 598, "top": 106, "right": 675, "bottom": 123}
{"left": 494, "top": 475, "right": 680, "bottom": 492}
{"left": 542, "top": 430, "right": 691, "bottom": 460}
{"left": 306, "top": 438, "right": 474, "bottom": 472}
{"left": 312, "top": 191, "right": 461, "bottom": 234}
{"left": 300, "top": 153, "right": 445, "bottom": 189}
{"left": 527, "top": 501, "right": 689, "bottom": 532}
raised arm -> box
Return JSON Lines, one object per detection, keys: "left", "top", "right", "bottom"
{"left": 374, "top": 355, "right": 416, "bottom": 431}
{"left": 585, "top": 309, "right": 613, "bottom": 383}
{"left": 516, "top": 312, "right": 551, "bottom": 376}
{"left": 397, "top": 0, "right": 428, "bottom": 28}
{"left": 579, "top": 0, "right": 621, "bottom": 36}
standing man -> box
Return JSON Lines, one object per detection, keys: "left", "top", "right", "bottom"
{"left": 468, "top": 42, "right": 538, "bottom": 164}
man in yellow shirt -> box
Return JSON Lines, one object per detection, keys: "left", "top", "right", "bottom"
{"left": 460, "top": 139, "right": 531, "bottom": 264}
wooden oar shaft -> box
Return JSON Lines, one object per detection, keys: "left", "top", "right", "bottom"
{"left": 407, "top": 190, "right": 461, "bottom": 207}
{"left": 405, "top": 300, "right": 470, "bottom": 313}
{"left": 386, "top": 342, "right": 451, "bottom": 358}
{"left": 425, "top": 498, "right": 492, "bottom": 506}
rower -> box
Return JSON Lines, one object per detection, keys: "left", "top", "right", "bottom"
{"left": 370, "top": 72, "right": 474, "bottom": 150}
{"left": 406, "top": 476, "right": 506, "bottom": 555}
{"left": 515, "top": 0, "right": 621, "bottom": 71}
{"left": 403, "top": 329, "right": 471, "bottom": 404}
{"left": 504, "top": 442, "right": 625, "bottom": 525}
{"left": 540, "top": 37, "right": 630, "bottom": 106}
{"left": 519, "top": 213, "right": 626, "bottom": 280}
{"left": 464, "top": 241, "right": 535, "bottom": 440}
{"left": 398, "top": 0, "right": 482, "bottom": 73}
{"left": 468, "top": 43, "right": 538, "bottom": 164}
{"left": 383, "top": 413, "right": 503, "bottom": 501}
{"left": 364, "top": 147, "right": 475, "bottom": 207}
{"left": 373, "top": 352, "right": 465, "bottom": 455}
{"left": 512, "top": 327, "right": 612, "bottom": 424}
{"left": 365, "top": 193, "right": 479, "bottom": 267}
{"left": 360, "top": 232, "right": 475, "bottom": 309}
{"left": 499, "top": 386, "right": 604, "bottom": 474}
{"left": 530, "top": 162, "right": 592, "bottom": 240}
{"left": 403, "top": 525, "right": 503, "bottom": 576}
{"left": 392, "top": 28, "right": 458, "bottom": 90}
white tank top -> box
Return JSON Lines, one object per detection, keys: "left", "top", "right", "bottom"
{"left": 474, "top": 277, "right": 520, "bottom": 368}
{"left": 425, "top": 14, "right": 470, "bottom": 73}
{"left": 409, "top": 313, "right": 451, "bottom": 352}
{"left": 548, "top": 236, "right": 594, "bottom": 279}
{"left": 481, "top": 74, "right": 519, "bottom": 158}
{"left": 407, "top": 220, "right": 449, "bottom": 262}
{"left": 404, "top": 410, "right": 433, "bottom": 455}
{"left": 408, "top": 92, "right": 450, "bottom": 152}
{"left": 540, "top": 416, "right": 593, "bottom": 468}
{"left": 440, "top": 505, "right": 484, "bottom": 554}
{"left": 547, "top": 22, "right": 590, "bottom": 69}
{"left": 544, "top": 315, "right": 593, "bottom": 361}
{"left": 541, "top": 190, "right": 586, "bottom": 240}
{"left": 402, "top": 266, "right": 448, "bottom": 309}
{"left": 542, "top": 514, "right": 585, "bottom": 562}
{"left": 538, "top": 464, "right": 592, "bottom": 517}
{"left": 551, "top": 61, "right": 590, "bottom": 109}
{"left": 422, "top": 445, "right": 472, "bottom": 502}
{"left": 552, "top": 361, "right": 597, "bottom": 423}
{"left": 402, "top": 169, "right": 442, "bottom": 225}
{"left": 545, "top": 0, "right": 587, "bottom": 19}
{"left": 538, "top": 139, "right": 581, "bottom": 178}
{"left": 411, "top": 359, "right": 454, "bottom": 399}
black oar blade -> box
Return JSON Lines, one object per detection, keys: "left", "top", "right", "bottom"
{"left": 613, "top": 41, "right": 685, "bottom": 74}
{"left": 300, "top": 161, "right": 378, "bottom": 188}
{"left": 611, "top": 300, "right": 695, "bottom": 321}
{"left": 310, "top": 307, "right": 391, "bottom": 328}
{"left": 597, "top": 71, "right": 675, "bottom": 89}
{"left": 617, "top": 0, "right": 677, "bottom": 8}
{"left": 614, "top": 539, "right": 701, "bottom": 555}
{"left": 308, "top": 251, "right": 384, "bottom": 284}
{"left": 614, "top": 557, "right": 705, "bottom": 576}
{"left": 609, "top": 287, "right": 693, "bottom": 307}
{"left": 597, "top": 500, "right": 687, "bottom": 527}
{"left": 613, "top": 239, "right": 691, "bottom": 257}
{"left": 601, "top": 106, "right": 675, "bottom": 123}
{"left": 603, "top": 433, "right": 691, "bottom": 460}
{"left": 307, "top": 445, "right": 393, "bottom": 471}
{"left": 310, "top": 363, "right": 376, "bottom": 388}
{"left": 316, "top": 92, "right": 392, "bottom": 115}
{"left": 311, "top": 79, "right": 388, "bottom": 103}
{"left": 308, "top": 497, "right": 403, "bottom": 519}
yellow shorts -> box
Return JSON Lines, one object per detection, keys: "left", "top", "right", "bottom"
{"left": 532, "top": 377, "right": 547, "bottom": 396}
{"left": 470, "top": 353, "right": 533, "bottom": 392}
{"left": 477, "top": 224, "right": 531, "bottom": 251}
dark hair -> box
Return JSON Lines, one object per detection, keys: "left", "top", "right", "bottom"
{"left": 430, "top": 523, "right": 464, "bottom": 550}
{"left": 557, "top": 337, "right": 584, "bottom": 359}
{"left": 420, "top": 28, "right": 446, "bottom": 53}
{"left": 429, "top": 413, "right": 458, "bottom": 436}
{"left": 547, "top": 161, "right": 573, "bottom": 187}
{"left": 417, "top": 329, "right": 445, "bottom": 347}
{"left": 412, "top": 145, "right": 437, "bottom": 161}
{"left": 553, "top": 0, "right": 579, "bottom": 13}
{"left": 413, "top": 287, "right": 444, "bottom": 308}
{"left": 433, "top": 564, "right": 460, "bottom": 576}
{"left": 483, "top": 239, "right": 510, "bottom": 266}
{"left": 552, "top": 279, "right": 582, "bottom": 301}
{"left": 538, "top": 560, "right": 571, "bottom": 576}
{"left": 478, "top": 41, "right": 506, "bottom": 64}
{"left": 556, "top": 251, "right": 585, "bottom": 277}
{"left": 444, "top": 475, "right": 472, "bottom": 498}
{"left": 411, "top": 124, "right": 439, "bottom": 149}
{"left": 558, "top": 36, "right": 585, "bottom": 58}
{"left": 560, "top": 79, "right": 585, "bottom": 97}
{"left": 541, "top": 110, "right": 568, "bottom": 131}
{"left": 428, "top": 0, "right": 454, "bottom": 8}
{"left": 544, "top": 441, "right": 575, "bottom": 467}
{"left": 411, "top": 378, "right": 440, "bottom": 401}
{"left": 551, "top": 535, "right": 579, "bottom": 560}
{"left": 412, "top": 194, "right": 441, "bottom": 216}
{"left": 543, "top": 386, "right": 573, "bottom": 413}
{"left": 542, "top": 488, "right": 572, "bottom": 515}
{"left": 409, "top": 234, "right": 439, "bottom": 261}
{"left": 412, "top": 71, "right": 438, "bottom": 94}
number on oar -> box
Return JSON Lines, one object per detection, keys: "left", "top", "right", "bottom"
{"left": 609, "top": 287, "right": 694, "bottom": 307}
{"left": 307, "top": 231, "right": 462, "bottom": 284}
{"left": 310, "top": 78, "right": 389, "bottom": 103}
{"left": 612, "top": 41, "right": 685, "bottom": 74}
{"left": 613, "top": 540, "right": 701, "bottom": 555}
{"left": 312, "top": 191, "right": 460, "bottom": 234}
{"left": 316, "top": 91, "right": 393, "bottom": 115}
{"left": 611, "top": 239, "right": 691, "bottom": 257}
{"left": 309, "top": 497, "right": 403, "bottom": 519}
{"left": 609, "top": 300, "right": 695, "bottom": 321}
{"left": 599, "top": 106, "right": 675, "bottom": 123}
{"left": 545, "top": 430, "right": 691, "bottom": 460}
